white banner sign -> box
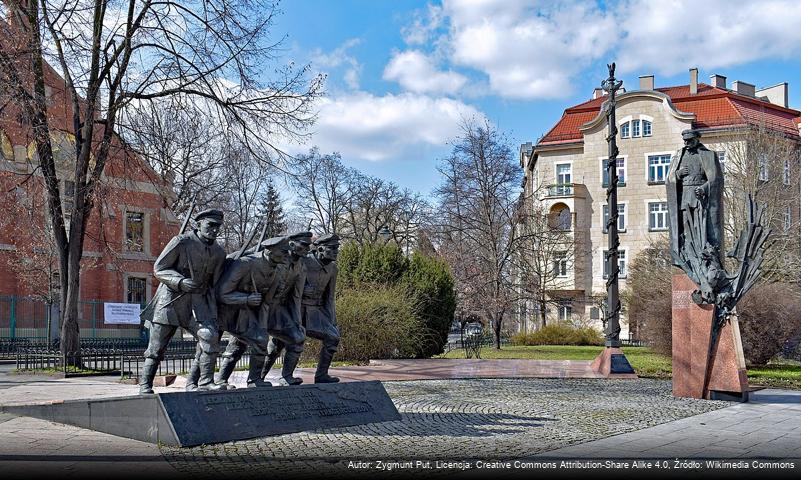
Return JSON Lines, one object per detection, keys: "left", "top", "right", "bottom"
{"left": 103, "top": 303, "right": 141, "bottom": 325}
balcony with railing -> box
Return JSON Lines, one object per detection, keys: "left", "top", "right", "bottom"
{"left": 544, "top": 183, "right": 587, "bottom": 198}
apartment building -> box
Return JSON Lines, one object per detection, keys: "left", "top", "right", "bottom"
{"left": 518, "top": 69, "right": 801, "bottom": 336}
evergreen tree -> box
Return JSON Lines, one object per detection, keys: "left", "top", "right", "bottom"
{"left": 257, "top": 179, "right": 287, "bottom": 237}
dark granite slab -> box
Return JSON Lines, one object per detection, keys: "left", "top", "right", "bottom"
{"left": 0, "top": 380, "right": 400, "bottom": 447}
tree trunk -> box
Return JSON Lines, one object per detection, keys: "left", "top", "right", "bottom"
{"left": 539, "top": 300, "right": 547, "bottom": 328}
{"left": 59, "top": 249, "right": 82, "bottom": 366}
{"left": 493, "top": 315, "right": 502, "bottom": 350}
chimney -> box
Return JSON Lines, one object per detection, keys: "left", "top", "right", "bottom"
{"left": 593, "top": 88, "right": 605, "bottom": 99}
{"left": 732, "top": 80, "right": 756, "bottom": 97}
{"left": 639, "top": 75, "right": 654, "bottom": 91}
{"left": 689, "top": 68, "right": 698, "bottom": 95}
{"left": 710, "top": 74, "right": 727, "bottom": 89}
{"left": 755, "top": 83, "right": 789, "bottom": 108}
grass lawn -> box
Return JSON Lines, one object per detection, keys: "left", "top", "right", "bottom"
{"left": 436, "top": 345, "right": 801, "bottom": 389}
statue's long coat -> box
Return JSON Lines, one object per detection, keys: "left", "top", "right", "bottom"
{"left": 665, "top": 144, "right": 724, "bottom": 267}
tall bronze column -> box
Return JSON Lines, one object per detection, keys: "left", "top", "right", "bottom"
{"left": 602, "top": 63, "right": 623, "bottom": 348}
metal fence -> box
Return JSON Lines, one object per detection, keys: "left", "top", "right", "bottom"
{"left": 15, "top": 347, "right": 265, "bottom": 378}
{"left": 0, "top": 296, "right": 142, "bottom": 341}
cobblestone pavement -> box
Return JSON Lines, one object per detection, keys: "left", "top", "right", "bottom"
{"left": 161, "top": 378, "right": 730, "bottom": 478}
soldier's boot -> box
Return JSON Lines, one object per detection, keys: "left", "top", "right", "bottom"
{"left": 314, "top": 347, "right": 339, "bottom": 384}
{"left": 247, "top": 354, "right": 271, "bottom": 388}
{"left": 260, "top": 339, "right": 284, "bottom": 380}
{"left": 185, "top": 362, "right": 201, "bottom": 391}
{"left": 139, "top": 358, "right": 159, "bottom": 395}
{"left": 215, "top": 355, "right": 239, "bottom": 390}
{"left": 197, "top": 354, "right": 226, "bottom": 391}
{"left": 278, "top": 348, "right": 303, "bottom": 386}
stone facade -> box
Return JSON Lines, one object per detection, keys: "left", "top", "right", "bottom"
{"left": 519, "top": 71, "right": 801, "bottom": 336}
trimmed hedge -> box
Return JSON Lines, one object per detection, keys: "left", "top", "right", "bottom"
{"left": 510, "top": 323, "right": 603, "bottom": 346}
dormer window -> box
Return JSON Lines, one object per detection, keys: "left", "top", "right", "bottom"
{"left": 619, "top": 117, "right": 652, "bottom": 139}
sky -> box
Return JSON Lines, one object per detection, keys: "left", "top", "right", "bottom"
{"left": 269, "top": 0, "right": 801, "bottom": 196}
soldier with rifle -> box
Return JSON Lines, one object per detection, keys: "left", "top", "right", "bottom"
{"left": 302, "top": 233, "right": 341, "bottom": 384}
{"left": 213, "top": 236, "right": 290, "bottom": 388}
{"left": 139, "top": 208, "right": 227, "bottom": 394}
{"left": 261, "top": 231, "right": 313, "bottom": 385}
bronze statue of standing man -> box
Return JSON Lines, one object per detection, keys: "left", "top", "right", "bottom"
{"left": 666, "top": 129, "right": 725, "bottom": 303}
{"left": 139, "top": 209, "right": 227, "bottom": 394}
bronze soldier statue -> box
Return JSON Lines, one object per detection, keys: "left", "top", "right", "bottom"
{"left": 139, "top": 209, "right": 227, "bottom": 394}
{"left": 302, "top": 233, "right": 341, "bottom": 383}
{"left": 666, "top": 129, "right": 724, "bottom": 303}
{"left": 261, "top": 231, "right": 311, "bottom": 386}
{"left": 212, "top": 236, "right": 289, "bottom": 388}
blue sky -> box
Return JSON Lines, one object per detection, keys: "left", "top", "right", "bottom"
{"left": 271, "top": 0, "right": 801, "bottom": 196}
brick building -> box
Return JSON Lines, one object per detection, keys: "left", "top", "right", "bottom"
{"left": 518, "top": 69, "right": 801, "bottom": 335}
{"left": 0, "top": 57, "right": 180, "bottom": 338}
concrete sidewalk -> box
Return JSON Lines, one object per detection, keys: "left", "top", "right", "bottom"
{"left": 0, "top": 363, "right": 800, "bottom": 478}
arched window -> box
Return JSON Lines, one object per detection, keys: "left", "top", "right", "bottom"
{"left": 549, "top": 203, "right": 572, "bottom": 231}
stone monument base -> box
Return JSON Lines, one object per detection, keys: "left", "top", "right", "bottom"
{"left": 0, "top": 380, "right": 401, "bottom": 447}
{"left": 591, "top": 347, "right": 638, "bottom": 378}
{"left": 672, "top": 273, "right": 749, "bottom": 401}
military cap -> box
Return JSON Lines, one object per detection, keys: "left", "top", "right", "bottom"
{"left": 260, "top": 235, "right": 289, "bottom": 250}
{"left": 194, "top": 208, "right": 224, "bottom": 223}
{"left": 314, "top": 233, "right": 340, "bottom": 246}
{"left": 681, "top": 129, "right": 701, "bottom": 140}
{"left": 288, "top": 231, "right": 313, "bottom": 245}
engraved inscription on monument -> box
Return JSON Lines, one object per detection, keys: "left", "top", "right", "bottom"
{"left": 672, "top": 290, "right": 693, "bottom": 310}
{"left": 201, "top": 389, "right": 372, "bottom": 422}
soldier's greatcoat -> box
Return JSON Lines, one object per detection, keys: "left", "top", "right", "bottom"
{"left": 301, "top": 255, "right": 338, "bottom": 340}
{"left": 666, "top": 144, "right": 724, "bottom": 267}
{"left": 149, "top": 230, "right": 226, "bottom": 329}
{"left": 216, "top": 254, "right": 281, "bottom": 344}
{"left": 266, "top": 255, "right": 306, "bottom": 342}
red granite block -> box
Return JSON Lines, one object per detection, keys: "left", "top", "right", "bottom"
{"left": 672, "top": 273, "right": 748, "bottom": 399}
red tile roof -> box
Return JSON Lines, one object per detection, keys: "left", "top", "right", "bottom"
{"left": 538, "top": 83, "right": 801, "bottom": 145}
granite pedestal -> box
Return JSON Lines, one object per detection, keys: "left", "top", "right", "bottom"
{"left": 671, "top": 273, "right": 749, "bottom": 401}
{"left": 0, "top": 380, "right": 400, "bottom": 447}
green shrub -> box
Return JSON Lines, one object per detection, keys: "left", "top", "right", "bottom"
{"left": 333, "top": 242, "right": 456, "bottom": 358}
{"left": 510, "top": 323, "right": 603, "bottom": 346}
{"left": 302, "top": 285, "right": 424, "bottom": 362}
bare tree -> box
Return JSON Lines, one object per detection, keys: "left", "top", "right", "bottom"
{"left": 512, "top": 195, "right": 580, "bottom": 329}
{"left": 289, "top": 148, "right": 355, "bottom": 234}
{"left": 723, "top": 126, "right": 801, "bottom": 283}
{"left": 433, "top": 119, "right": 524, "bottom": 349}
{"left": 0, "top": 1, "right": 322, "bottom": 358}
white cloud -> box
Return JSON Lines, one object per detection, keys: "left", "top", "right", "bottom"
{"left": 383, "top": 50, "right": 467, "bottom": 95}
{"left": 397, "top": 0, "right": 801, "bottom": 101}
{"left": 443, "top": 0, "right": 615, "bottom": 99}
{"left": 311, "top": 38, "right": 363, "bottom": 90}
{"left": 300, "top": 92, "right": 484, "bottom": 162}
{"left": 616, "top": 0, "right": 801, "bottom": 75}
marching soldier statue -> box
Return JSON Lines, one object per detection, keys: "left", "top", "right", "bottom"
{"left": 261, "top": 232, "right": 311, "bottom": 386}
{"left": 139, "top": 209, "right": 227, "bottom": 395}
{"left": 302, "top": 233, "right": 341, "bottom": 383}
{"left": 213, "top": 236, "right": 289, "bottom": 388}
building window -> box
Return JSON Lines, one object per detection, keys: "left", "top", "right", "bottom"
{"left": 648, "top": 154, "right": 671, "bottom": 184}
{"left": 601, "top": 158, "right": 626, "bottom": 187}
{"left": 632, "top": 119, "right": 641, "bottom": 137}
{"left": 758, "top": 154, "right": 769, "bottom": 181}
{"left": 127, "top": 276, "right": 147, "bottom": 304}
{"left": 784, "top": 159, "right": 791, "bottom": 185}
{"left": 557, "top": 302, "right": 572, "bottom": 322}
{"left": 642, "top": 120, "right": 652, "bottom": 137}
{"left": 552, "top": 251, "right": 568, "bottom": 278}
{"left": 649, "top": 202, "right": 669, "bottom": 230}
{"left": 603, "top": 249, "right": 627, "bottom": 278}
{"left": 717, "top": 151, "right": 727, "bottom": 171}
{"left": 125, "top": 211, "right": 145, "bottom": 252}
{"left": 603, "top": 204, "right": 626, "bottom": 233}
{"left": 620, "top": 122, "right": 630, "bottom": 139}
